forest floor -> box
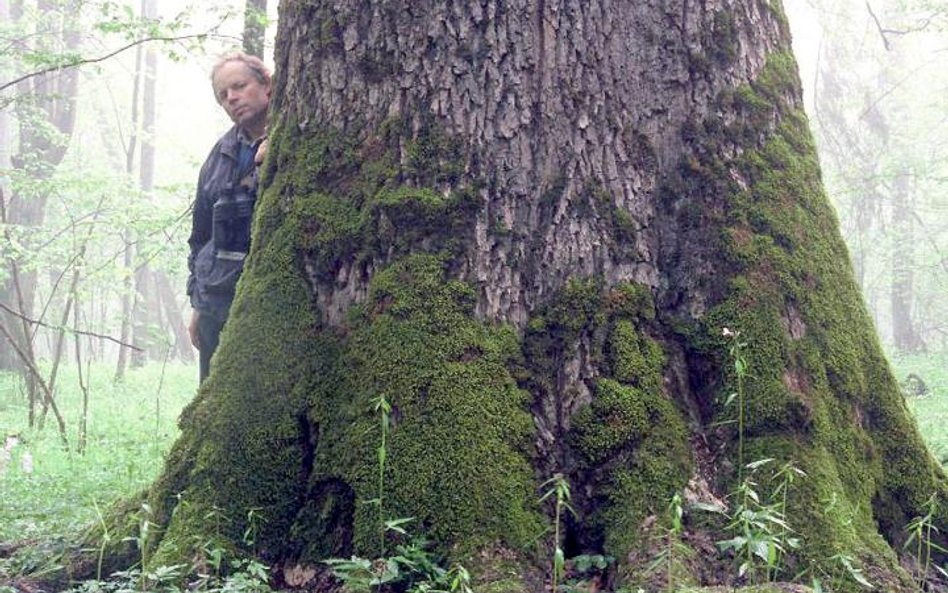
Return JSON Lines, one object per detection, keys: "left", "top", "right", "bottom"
{"left": 0, "top": 353, "right": 945, "bottom": 592}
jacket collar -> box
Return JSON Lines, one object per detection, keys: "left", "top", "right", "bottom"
{"left": 219, "top": 125, "right": 257, "bottom": 161}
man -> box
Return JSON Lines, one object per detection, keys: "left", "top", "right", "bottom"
{"left": 187, "top": 52, "right": 271, "bottom": 382}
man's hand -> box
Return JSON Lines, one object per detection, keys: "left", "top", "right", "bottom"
{"left": 189, "top": 310, "right": 201, "bottom": 350}
{"left": 254, "top": 137, "right": 268, "bottom": 167}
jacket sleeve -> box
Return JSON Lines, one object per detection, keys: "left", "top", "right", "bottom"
{"left": 186, "top": 158, "right": 214, "bottom": 306}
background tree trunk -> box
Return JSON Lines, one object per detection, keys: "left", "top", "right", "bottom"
{"left": 132, "top": 4, "right": 159, "bottom": 368}
{"left": 115, "top": 5, "right": 147, "bottom": 380}
{"left": 1, "top": 0, "right": 79, "bottom": 406}
{"left": 890, "top": 170, "right": 924, "bottom": 353}
{"left": 73, "top": 1, "right": 946, "bottom": 591}
{"left": 243, "top": 0, "right": 268, "bottom": 57}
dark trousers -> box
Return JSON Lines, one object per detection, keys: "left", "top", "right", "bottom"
{"left": 197, "top": 313, "right": 226, "bottom": 383}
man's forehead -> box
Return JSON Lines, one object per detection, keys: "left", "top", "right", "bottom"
{"left": 213, "top": 62, "right": 254, "bottom": 86}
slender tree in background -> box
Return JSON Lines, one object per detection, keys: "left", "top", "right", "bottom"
{"left": 121, "top": 0, "right": 195, "bottom": 374}
{"left": 0, "top": 2, "right": 9, "bottom": 187}
{"left": 890, "top": 170, "right": 925, "bottom": 352}
{"left": 130, "top": 0, "right": 160, "bottom": 369}
{"left": 54, "top": 0, "right": 948, "bottom": 591}
{"left": 243, "top": 0, "right": 267, "bottom": 57}
{"left": 114, "top": 6, "right": 147, "bottom": 381}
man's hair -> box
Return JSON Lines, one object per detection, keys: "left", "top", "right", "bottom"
{"left": 210, "top": 52, "right": 271, "bottom": 96}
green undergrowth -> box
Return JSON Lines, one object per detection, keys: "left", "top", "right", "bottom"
{"left": 0, "top": 362, "right": 196, "bottom": 580}
{"left": 893, "top": 351, "right": 948, "bottom": 464}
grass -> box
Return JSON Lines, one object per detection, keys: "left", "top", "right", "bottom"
{"left": 891, "top": 351, "right": 948, "bottom": 464}
{"left": 0, "top": 361, "right": 197, "bottom": 544}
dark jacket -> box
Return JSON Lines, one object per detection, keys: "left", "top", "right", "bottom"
{"left": 187, "top": 125, "right": 260, "bottom": 322}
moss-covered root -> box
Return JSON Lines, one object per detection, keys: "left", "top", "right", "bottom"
{"left": 136, "top": 190, "right": 328, "bottom": 570}
{"left": 300, "top": 254, "right": 543, "bottom": 560}
{"left": 671, "top": 50, "right": 946, "bottom": 592}
{"left": 523, "top": 280, "right": 696, "bottom": 578}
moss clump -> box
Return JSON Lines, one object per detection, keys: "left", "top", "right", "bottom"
{"left": 572, "top": 378, "right": 650, "bottom": 462}
{"left": 299, "top": 254, "right": 543, "bottom": 559}
{"left": 260, "top": 114, "right": 480, "bottom": 285}
{"left": 608, "top": 319, "right": 665, "bottom": 387}
{"left": 524, "top": 280, "right": 692, "bottom": 561}
{"left": 573, "top": 373, "right": 691, "bottom": 558}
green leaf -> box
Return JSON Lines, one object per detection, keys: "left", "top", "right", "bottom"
{"left": 553, "top": 548, "right": 565, "bottom": 579}
{"left": 716, "top": 536, "right": 747, "bottom": 551}
{"left": 745, "top": 458, "right": 775, "bottom": 470}
{"left": 690, "top": 501, "right": 726, "bottom": 514}
{"left": 385, "top": 516, "right": 415, "bottom": 534}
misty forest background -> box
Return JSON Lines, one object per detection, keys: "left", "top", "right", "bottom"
{"left": 0, "top": 0, "right": 946, "bottom": 553}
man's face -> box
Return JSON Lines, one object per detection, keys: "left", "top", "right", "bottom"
{"left": 212, "top": 61, "right": 270, "bottom": 131}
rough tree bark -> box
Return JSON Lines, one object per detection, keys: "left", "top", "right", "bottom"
{"left": 69, "top": 1, "right": 946, "bottom": 592}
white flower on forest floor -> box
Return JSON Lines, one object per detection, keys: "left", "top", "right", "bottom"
{"left": 20, "top": 451, "right": 33, "bottom": 474}
{"left": 1, "top": 434, "right": 20, "bottom": 476}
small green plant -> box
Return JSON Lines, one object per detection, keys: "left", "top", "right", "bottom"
{"left": 241, "top": 507, "right": 266, "bottom": 555}
{"left": 721, "top": 327, "right": 749, "bottom": 482}
{"left": 559, "top": 554, "right": 613, "bottom": 593}
{"left": 324, "top": 538, "right": 472, "bottom": 593}
{"left": 540, "top": 473, "right": 576, "bottom": 593}
{"left": 121, "top": 503, "right": 159, "bottom": 591}
{"left": 796, "top": 493, "right": 872, "bottom": 592}
{"left": 807, "top": 552, "right": 873, "bottom": 592}
{"left": 364, "top": 394, "right": 396, "bottom": 556}
{"left": 645, "top": 492, "right": 693, "bottom": 592}
{"left": 323, "top": 394, "right": 471, "bottom": 593}
{"left": 92, "top": 500, "right": 113, "bottom": 582}
{"left": 110, "top": 563, "right": 185, "bottom": 592}
{"left": 903, "top": 493, "right": 947, "bottom": 589}
{"left": 712, "top": 460, "right": 800, "bottom": 584}
{"left": 770, "top": 459, "right": 805, "bottom": 574}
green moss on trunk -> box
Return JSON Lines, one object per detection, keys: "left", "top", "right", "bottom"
{"left": 670, "top": 51, "right": 947, "bottom": 590}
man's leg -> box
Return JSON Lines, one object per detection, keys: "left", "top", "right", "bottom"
{"left": 197, "top": 313, "right": 225, "bottom": 383}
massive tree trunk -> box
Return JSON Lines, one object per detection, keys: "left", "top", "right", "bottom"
{"left": 71, "top": 1, "right": 945, "bottom": 591}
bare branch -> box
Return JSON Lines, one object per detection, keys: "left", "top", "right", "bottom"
{"left": 0, "top": 320, "right": 69, "bottom": 448}
{"left": 0, "top": 32, "right": 207, "bottom": 94}
{"left": 865, "top": 1, "right": 892, "bottom": 51}
{"left": 0, "top": 301, "right": 143, "bottom": 351}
